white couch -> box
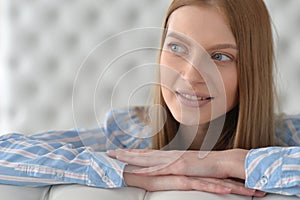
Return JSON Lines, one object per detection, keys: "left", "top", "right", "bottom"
{"left": 1, "top": 184, "right": 298, "bottom": 200}
{"left": 1, "top": 1, "right": 300, "bottom": 200}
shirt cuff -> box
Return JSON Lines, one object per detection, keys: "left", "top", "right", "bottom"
{"left": 245, "top": 147, "right": 284, "bottom": 191}
{"left": 88, "top": 152, "right": 127, "bottom": 188}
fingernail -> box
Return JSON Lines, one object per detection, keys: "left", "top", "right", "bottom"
{"left": 255, "top": 190, "right": 266, "bottom": 196}
{"left": 106, "top": 150, "right": 112, "bottom": 155}
{"left": 107, "top": 150, "right": 117, "bottom": 156}
{"left": 248, "top": 189, "right": 256, "bottom": 194}
{"left": 224, "top": 187, "right": 232, "bottom": 192}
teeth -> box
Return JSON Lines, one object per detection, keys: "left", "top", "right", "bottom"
{"left": 181, "top": 93, "right": 211, "bottom": 101}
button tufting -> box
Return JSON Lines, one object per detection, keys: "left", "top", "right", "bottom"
{"left": 1, "top": 0, "right": 300, "bottom": 134}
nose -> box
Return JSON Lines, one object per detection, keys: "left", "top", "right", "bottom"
{"left": 180, "top": 61, "right": 205, "bottom": 84}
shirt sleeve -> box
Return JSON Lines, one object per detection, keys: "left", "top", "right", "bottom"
{"left": 0, "top": 109, "right": 133, "bottom": 188}
{"left": 245, "top": 114, "right": 300, "bottom": 197}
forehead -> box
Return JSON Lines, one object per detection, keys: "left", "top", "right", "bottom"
{"left": 167, "top": 5, "right": 236, "bottom": 47}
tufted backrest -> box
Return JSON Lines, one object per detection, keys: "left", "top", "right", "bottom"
{"left": 0, "top": 0, "right": 300, "bottom": 135}
{"left": 0, "top": 0, "right": 172, "bottom": 134}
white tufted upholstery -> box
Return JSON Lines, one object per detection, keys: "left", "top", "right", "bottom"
{"left": 0, "top": 0, "right": 172, "bottom": 134}
{"left": 1, "top": 0, "right": 300, "bottom": 134}
{"left": 264, "top": 0, "right": 300, "bottom": 115}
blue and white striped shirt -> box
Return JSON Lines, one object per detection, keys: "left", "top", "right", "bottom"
{"left": 0, "top": 108, "right": 299, "bottom": 196}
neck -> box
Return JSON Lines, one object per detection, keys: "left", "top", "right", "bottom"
{"left": 177, "top": 124, "right": 209, "bottom": 150}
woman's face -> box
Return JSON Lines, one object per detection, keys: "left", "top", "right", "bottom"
{"left": 160, "top": 5, "right": 238, "bottom": 125}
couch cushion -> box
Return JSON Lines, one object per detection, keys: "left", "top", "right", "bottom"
{"left": 49, "top": 185, "right": 251, "bottom": 200}
{"left": 49, "top": 185, "right": 299, "bottom": 200}
{"left": 1, "top": 184, "right": 299, "bottom": 200}
{"left": 0, "top": 184, "right": 50, "bottom": 200}
{"left": 48, "top": 185, "right": 146, "bottom": 200}
{"left": 253, "top": 194, "right": 299, "bottom": 200}
{"left": 145, "top": 190, "right": 252, "bottom": 200}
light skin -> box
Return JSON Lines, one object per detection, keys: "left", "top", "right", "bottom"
{"left": 109, "top": 149, "right": 265, "bottom": 196}
{"left": 108, "top": 5, "right": 265, "bottom": 197}
{"left": 160, "top": 5, "right": 238, "bottom": 126}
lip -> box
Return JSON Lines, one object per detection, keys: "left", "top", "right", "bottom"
{"left": 175, "top": 89, "right": 214, "bottom": 108}
{"left": 176, "top": 89, "right": 212, "bottom": 99}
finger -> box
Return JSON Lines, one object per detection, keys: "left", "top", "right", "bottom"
{"left": 131, "top": 164, "right": 171, "bottom": 175}
{"left": 117, "top": 154, "right": 165, "bottom": 167}
{"left": 112, "top": 150, "right": 176, "bottom": 167}
{"left": 146, "top": 176, "right": 232, "bottom": 194}
{"left": 107, "top": 150, "right": 117, "bottom": 158}
{"left": 121, "top": 149, "right": 156, "bottom": 153}
{"left": 198, "top": 178, "right": 257, "bottom": 197}
{"left": 253, "top": 190, "right": 267, "bottom": 197}
{"left": 223, "top": 182, "right": 256, "bottom": 196}
{"left": 221, "top": 179, "right": 266, "bottom": 197}
{"left": 107, "top": 149, "right": 150, "bottom": 164}
{"left": 107, "top": 149, "right": 154, "bottom": 158}
{"left": 187, "top": 177, "right": 232, "bottom": 194}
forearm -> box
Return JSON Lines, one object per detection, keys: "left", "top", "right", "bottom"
{"left": 0, "top": 133, "right": 126, "bottom": 188}
{"left": 28, "top": 128, "right": 107, "bottom": 150}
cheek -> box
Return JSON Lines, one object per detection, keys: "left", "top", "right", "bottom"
{"left": 161, "top": 86, "right": 173, "bottom": 106}
{"left": 160, "top": 52, "right": 182, "bottom": 71}
{"left": 159, "top": 53, "right": 181, "bottom": 87}
{"left": 160, "top": 52, "right": 170, "bottom": 67}
{"left": 223, "top": 70, "right": 239, "bottom": 108}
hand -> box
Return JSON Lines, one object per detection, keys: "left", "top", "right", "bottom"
{"left": 192, "top": 177, "right": 266, "bottom": 197}
{"left": 124, "top": 171, "right": 231, "bottom": 194}
{"left": 108, "top": 149, "right": 247, "bottom": 180}
{"left": 123, "top": 166, "right": 266, "bottom": 197}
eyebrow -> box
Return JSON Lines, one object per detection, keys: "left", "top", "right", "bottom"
{"left": 166, "top": 31, "right": 238, "bottom": 51}
{"left": 207, "top": 44, "right": 238, "bottom": 51}
{"left": 166, "top": 32, "right": 193, "bottom": 46}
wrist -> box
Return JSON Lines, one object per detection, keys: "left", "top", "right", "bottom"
{"left": 224, "top": 149, "right": 248, "bottom": 179}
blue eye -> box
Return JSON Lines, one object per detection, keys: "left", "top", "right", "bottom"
{"left": 169, "top": 43, "right": 186, "bottom": 54}
{"left": 212, "top": 53, "right": 231, "bottom": 61}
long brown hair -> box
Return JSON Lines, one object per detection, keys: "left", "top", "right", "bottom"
{"left": 151, "top": 0, "right": 275, "bottom": 150}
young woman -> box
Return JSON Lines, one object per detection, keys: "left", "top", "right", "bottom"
{"left": 0, "top": 0, "right": 299, "bottom": 197}
{"left": 107, "top": 0, "right": 300, "bottom": 197}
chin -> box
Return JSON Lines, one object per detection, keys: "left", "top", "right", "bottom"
{"left": 169, "top": 108, "right": 210, "bottom": 126}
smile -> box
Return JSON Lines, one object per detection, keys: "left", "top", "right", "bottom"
{"left": 175, "top": 90, "right": 214, "bottom": 107}
{"left": 179, "top": 93, "right": 213, "bottom": 101}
